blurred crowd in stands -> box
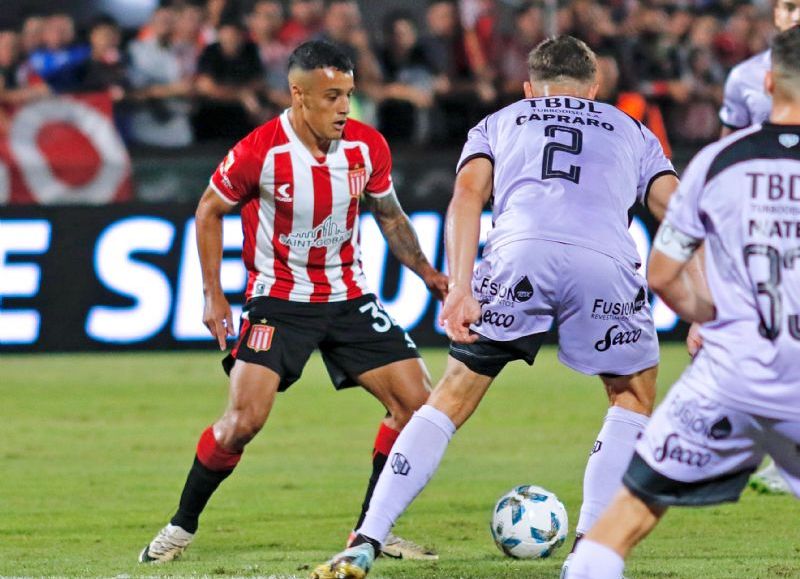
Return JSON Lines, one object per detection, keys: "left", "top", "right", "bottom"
{"left": 0, "top": 0, "right": 779, "bottom": 149}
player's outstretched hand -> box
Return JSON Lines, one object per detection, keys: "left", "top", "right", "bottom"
{"left": 686, "top": 322, "right": 703, "bottom": 358}
{"left": 423, "top": 268, "right": 449, "bottom": 301}
{"left": 439, "top": 286, "right": 481, "bottom": 343}
{"left": 203, "top": 290, "right": 235, "bottom": 351}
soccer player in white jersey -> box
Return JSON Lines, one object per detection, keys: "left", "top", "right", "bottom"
{"left": 566, "top": 25, "right": 800, "bottom": 579}
{"left": 312, "top": 35, "right": 678, "bottom": 579}
{"left": 719, "top": 1, "right": 799, "bottom": 138}
{"left": 138, "top": 40, "right": 448, "bottom": 564}
{"left": 700, "top": 2, "right": 800, "bottom": 495}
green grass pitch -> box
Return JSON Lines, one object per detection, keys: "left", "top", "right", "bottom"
{"left": 1, "top": 344, "right": 798, "bottom": 578}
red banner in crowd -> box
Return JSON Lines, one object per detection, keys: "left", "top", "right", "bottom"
{"left": 0, "top": 93, "right": 132, "bottom": 204}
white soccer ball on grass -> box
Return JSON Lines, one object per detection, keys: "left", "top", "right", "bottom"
{"left": 490, "top": 484, "right": 568, "bottom": 559}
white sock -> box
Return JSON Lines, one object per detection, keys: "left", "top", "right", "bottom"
{"left": 567, "top": 539, "right": 624, "bottom": 579}
{"left": 357, "top": 404, "right": 456, "bottom": 544}
{"left": 577, "top": 406, "right": 648, "bottom": 535}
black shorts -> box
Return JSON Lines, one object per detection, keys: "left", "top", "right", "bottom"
{"left": 222, "top": 294, "right": 420, "bottom": 391}
{"left": 448, "top": 332, "right": 547, "bottom": 377}
{"left": 622, "top": 453, "right": 757, "bottom": 508}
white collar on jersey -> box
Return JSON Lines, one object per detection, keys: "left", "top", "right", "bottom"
{"left": 280, "top": 109, "right": 342, "bottom": 165}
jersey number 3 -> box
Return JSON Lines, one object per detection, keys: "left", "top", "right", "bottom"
{"left": 542, "top": 125, "right": 583, "bottom": 184}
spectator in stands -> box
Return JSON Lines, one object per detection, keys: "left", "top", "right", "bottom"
{"left": 498, "top": 1, "right": 545, "bottom": 104}
{"left": 278, "top": 0, "right": 324, "bottom": 48}
{"left": 172, "top": 3, "right": 205, "bottom": 78}
{"left": 459, "top": 0, "right": 499, "bottom": 98}
{"left": 0, "top": 30, "right": 21, "bottom": 91}
{"left": 20, "top": 15, "right": 44, "bottom": 57}
{"left": 596, "top": 51, "right": 672, "bottom": 157}
{"left": 247, "top": 0, "right": 291, "bottom": 110}
{"left": 319, "top": 0, "right": 383, "bottom": 109}
{"left": 713, "top": 8, "right": 753, "bottom": 67}
{"left": 0, "top": 28, "right": 49, "bottom": 120}
{"left": 194, "top": 17, "right": 268, "bottom": 139}
{"left": 200, "top": 0, "right": 231, "bottom": 46}
{"left": 76, "top": 15, "right": 128, "bottom": 100}
{"left": 627, "top": 6, "right": 691, "bottom": 107}
{"left": 376, "top": 11, "right": 436, "bottom": 142}
{"left": 419, "top": 0, "right": 489, "bottom": 141}
{"left": 28, "top": 13, "right": 90, "bottom": 93}
{"left": 568, "top": 0, "right": 618, "bottom": 51}
{"left": 127, "top": 6, "right": 194, "bottom": 147}
{"left": 668, "top": 14, "right": 726, "bottom": 143}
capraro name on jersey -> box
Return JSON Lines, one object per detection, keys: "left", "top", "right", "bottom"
{"left": 517, "top": 97, "right": 615, "bottom": 131}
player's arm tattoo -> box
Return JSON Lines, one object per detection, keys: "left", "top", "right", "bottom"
{"left": 365, "top": 191, "right": 432, "bottom": 275}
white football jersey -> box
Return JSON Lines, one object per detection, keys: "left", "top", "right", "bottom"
{"left": 458, "top": 97, "right": 675, "bottom": 269}
{"left": 719, "top": 50, "right": 772, "bottom": 131}
{"left": 663, "top": 122, "right": 800, "bottom": 420}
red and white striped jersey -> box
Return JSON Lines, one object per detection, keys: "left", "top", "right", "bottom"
{"left": 209, "top": 110, "right": 394, "bottom": 303}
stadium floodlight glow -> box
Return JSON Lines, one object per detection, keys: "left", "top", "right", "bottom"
{"left": 360, "top": 212, "right": 442, "bottom": 330}
{"left": 86, "top": 217, "right": 175, "bottom": 343}
{"left": 0, "top": 219, "right": 51, "bottom": 344}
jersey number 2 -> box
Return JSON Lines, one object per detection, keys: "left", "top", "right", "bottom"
{"left": 542, "top": 125, "right": 583, "bottom": 184}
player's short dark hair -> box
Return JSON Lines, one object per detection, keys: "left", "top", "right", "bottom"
{"left": 528, "top": 35, "right": 597, "bottom": 83}
{"left": 287, "top": 40, "right": 354, "bottom": 74}
{"left": 772, "top": 25, "right": 800, "bottom": 80}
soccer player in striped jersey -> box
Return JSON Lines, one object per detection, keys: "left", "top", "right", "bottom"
{"left": 697, "top": 2, "right": 800, "bottom": 495}
{"left": 313, "top": 35, "right": 678, "bottom": 579}
{"left": 566, "top": 25, "right": 800, "bottom": 579}
{"left": 138, "top": 40, "right": 447, "bottom": 564}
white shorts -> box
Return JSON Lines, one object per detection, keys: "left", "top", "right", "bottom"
{"left": 626, "top": 375, "right": 800, "bottom": 506}
{"left": 468, "top": 239, "right": 659, "bottom": 376}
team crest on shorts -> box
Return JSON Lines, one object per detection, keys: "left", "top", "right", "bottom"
{"left": 348, "top": 165, "right": 367, "bottom": 197}
{"left": 247, "top": 323, "right": 275, "bottom": 352}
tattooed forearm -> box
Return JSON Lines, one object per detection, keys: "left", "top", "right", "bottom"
{"left": 367, "top": 192, "right": 430, "bottom": 274}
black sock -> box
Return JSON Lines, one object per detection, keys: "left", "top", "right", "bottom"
{"left": 351, "top": 533, "right": 382, "bottom": 553}
{"left": 353, "top": 450, "right": 389, "bottom": 530}
{"left": 170, "top": 456, "right": 233, "bottom": 533}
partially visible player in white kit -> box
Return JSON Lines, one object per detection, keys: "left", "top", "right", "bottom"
{"left": 312, "top": 35, "right": 678, "bottom": 579}
{"left": 696, "top": 1, "right": 800, "bottom": 495}
{"left": 566, "top": 25, "right": 800, "bottom": 579}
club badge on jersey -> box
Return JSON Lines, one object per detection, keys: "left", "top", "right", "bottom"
{"left": 348, "top": 165, "right": 367, "bottom": 198}
{"left": 247, "top": 323, "right": 275, "bottom": 352}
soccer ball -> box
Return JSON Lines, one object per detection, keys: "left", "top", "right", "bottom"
{"left": 490, "top": 484, "right": 568, "bottom": 559}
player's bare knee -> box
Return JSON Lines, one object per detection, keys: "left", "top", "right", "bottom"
{"left": 428, "top": 367, "right": 486, "bottom": 428}
{"left": 217, "top": 410, "right": 266, "bottom": 449}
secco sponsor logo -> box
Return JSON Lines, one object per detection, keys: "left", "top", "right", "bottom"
{"left": 594, "top": 324, "right": 642, "bottom": 351}
{"left": 652, "top": 433, "right": 712, "bottom": 468}
{"left": 475, "top": 309, "right": 515, "bottom": 328}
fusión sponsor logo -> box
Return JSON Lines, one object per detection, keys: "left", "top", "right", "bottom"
{"left": 591, "top": 287, "right": 647, "bottom": 320}
{"left": 474, "top": 275, "right": 534, "bottom": 307}
{"left": 279, "top": 215, "right": 352, "bottom": 249}
{"left": 669, "top": 395, "right": 732, "bottom": 440}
